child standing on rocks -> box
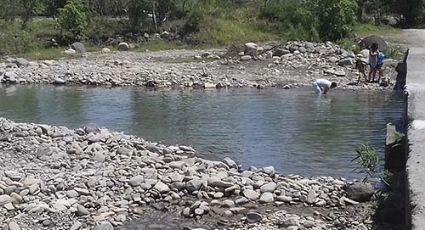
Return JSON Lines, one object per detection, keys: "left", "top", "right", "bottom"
{"left": 368, "top": 43, "right": 385, "bottom": 83}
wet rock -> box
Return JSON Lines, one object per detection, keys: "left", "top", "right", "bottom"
{"left": 346, "top": 182, "right": 374, "bottom": 202}
{"left": 222, "top": 157, "right": 237, "bottom": 168}
{"left": 246, "top": 212, "right": 262, "bottom": 223}
{"left": 53, "top": 77, "right": 66, "bottom": 85}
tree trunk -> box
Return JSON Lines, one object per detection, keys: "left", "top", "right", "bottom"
{"left": 152, "top": 1, "right": 158, "bottom": 32}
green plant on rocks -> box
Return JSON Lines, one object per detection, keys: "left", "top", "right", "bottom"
{"left": 353, "top": 143, "right": 379, "bottom": 182}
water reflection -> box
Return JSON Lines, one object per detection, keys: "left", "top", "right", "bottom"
{"left": 0, "top": 85, "right": 406, "bottom": 178}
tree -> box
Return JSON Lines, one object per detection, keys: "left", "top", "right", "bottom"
{"left": 21, "top": 0, "right": 40, "bottom": 27}
{"left": 57, "top": 0, "right": 88, "bottom": 40}
{"left": 308, "top": 0, "right": 358, "bottom": 41}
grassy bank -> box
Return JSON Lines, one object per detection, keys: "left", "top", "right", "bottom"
{"left": 0, "top": 16, "right": 401, "bottom": 61}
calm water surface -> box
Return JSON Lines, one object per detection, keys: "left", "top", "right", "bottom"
{"left": 0, "top": 85, "right": 406, "bottom": 178}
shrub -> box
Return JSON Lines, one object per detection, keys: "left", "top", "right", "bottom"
{"left": 308, "top": 0, "right": 358, "bottom": 41}
{"left": 57, "top": 0, "right": 88, "bottom": 40}
{"left": 353, "top": 143, "right": 379, "bottom": 182}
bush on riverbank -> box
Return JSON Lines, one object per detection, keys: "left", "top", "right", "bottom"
{"left": 0, "top": 0, "right": 402, "bottom": 59}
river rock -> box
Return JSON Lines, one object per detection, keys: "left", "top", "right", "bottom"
{"left": 101, "top": 48, "right": 111, "bottom": 53}
{"left": 260, "top": 182, "right": 277, "bottom": 193}
{"left": 186, "top": 179, "right": 204, "bottom": 192}
{"left": 53, "top": 77, "right": 66, "bottom": 85}
{"left": 71, "top": 42, "right": 86, "bottom": 53}
{"left": 259, "top": 192, "right": 274, "bottom": 203}
{"left": 222, "top": 157, "right": 237, "bottom": 168}
{"left": 273, "top": 48, "right": 290, "bottom": 57}
{"left": 262, "top": 166, "right": 275, "bottom": 175}
{"left": 129, "top": 175, "right": 144, "bottom": 187}
{"left": 243, "top": 189, "right": 260, "bottom": 200}
{"left": 8, "top": 221, "right": 20, "bottom": 230}
{"left": 244, "top": 42, "right": 258, "bottom": 56}
{"left": 154, "top": 181, "right": 170, "bottom": 193}
{"left": 15, "top": 58, "right": 30, "bottom": 68}
{"left": 338, "top": 57, "right": 354, "bottom": 67}
{"left": 276, "top": 195, "right": 292, "bottom": 202}
{"left": 307, "top": 190, "right": 317, "bottom": 204}
{"left": 346, "top": 182, "right": 374, "bottom": 202}
{"left": 93, "top": 221, "right": 114, "bottom": 230}
{"left": 77, "top": 204, "right": 90, "bottom": 216}
{"left": 246, "top": 212, "right": 262, "bottom": 223}
{"left": 64, "top": 49, "right": 76, "bottom": 55}
{"left": 240, "top": 55, "right": 252, "bottom": 61}
{"left": 118, "top": 42, "right": 130, "bottom": 51}
{"left": 235, "top": 197, "right": 249, "bottom": 205}
{"left": 0, "top": 195, "right": 12, "bottom": 206}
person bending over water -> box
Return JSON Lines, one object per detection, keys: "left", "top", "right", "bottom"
{"left": 312, "top": 79, "right": 337, "bottom": 94}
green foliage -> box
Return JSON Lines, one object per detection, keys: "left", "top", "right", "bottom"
{"left": 260, "top": 0, "right": 319, "bottom": 41}
{"left": 127, "top": 0, "right": 148, "bottom": 32}
{"left": 57, "top": 0, "right": 88, "bottom": 40}
{"left": 353, "top": 144, "right": 379, "bottom": 182}
{"left": 309, "top": 0, "right": 358, "bottom": 41}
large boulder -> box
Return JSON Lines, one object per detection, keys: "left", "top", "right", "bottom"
{"left": 118, "top": 42, "right": 130, "bottom": 51}
{"left": 15, "top": 58, "right": 29, "bottom": 68}
{"left": 338, "top": 57, "right": 354, "bottom": 67}
{"left": 273, "top": 48, "right": 290, "bottom": 57}
{"left": 346, "top": 182, "right": 374, "bottom": 202}
{"left": 244, "top": 42, "right": 258, "bottom": 56}
{"left": 71, "top": 42, "right": 86, "bottom": 53}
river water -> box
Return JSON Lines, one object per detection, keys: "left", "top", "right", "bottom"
{"left": 0, "top": 85, "right": 406, "bottom": 179}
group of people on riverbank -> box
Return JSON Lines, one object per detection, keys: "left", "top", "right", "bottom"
{"left": 314, "top": 42, "right": 385, "bottom": 94}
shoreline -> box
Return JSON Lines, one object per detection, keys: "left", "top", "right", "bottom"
{"left": 0, "top": 117, "right": 377, "bottom": 229}
{"left": 0, "top": 41, "right": 399, "bottom": 92}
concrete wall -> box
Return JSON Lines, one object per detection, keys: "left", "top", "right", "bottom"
{"left": 405, "top": 29, "right": 425, "bottom": 230}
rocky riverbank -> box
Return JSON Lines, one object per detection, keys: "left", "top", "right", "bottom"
{"left": 0, "top": 41, "right": 399, "bottom": 90}
{"left": 0, "top": 117, "right": 378, "bottom": 229}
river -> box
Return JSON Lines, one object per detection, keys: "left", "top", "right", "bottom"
{"left": 0, "top": 85, "right": 406, "bottom": 178}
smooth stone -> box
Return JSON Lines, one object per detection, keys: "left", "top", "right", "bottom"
{"left": 260, "top": 182, "right": 277, "bottom": 193}
{"left": 243, "top": 189, "right": 260, "bottom": 200}
{"left": 153, "top": 181, "right": 170, "bottom": 193}
{"left": 77, "top": 204, "right": 90, "bottom": 216}
{"left": 8, "top": 221, "right": 21, "bottom": 230}
{"left": 0, "top": 195, "right": 12, "bottom": 206}
{"left": 93, "top": 221, "right": 114, "bottom": 230}
{"left": 129, "top": 175, "right": 144, "bottom": 187}
{"left": 246, "top": 212, "right": 262, "bottom": 223}
{"left": 259, "top": 192, "right": 274, "bottom": 203}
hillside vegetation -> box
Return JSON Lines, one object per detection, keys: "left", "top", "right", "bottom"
{"left": 0, "top": 0, "right": 419, "bottom": 58}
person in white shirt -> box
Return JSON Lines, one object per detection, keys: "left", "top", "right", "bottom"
{"left": 312, "top": 79, "right": 337, "bottom": 94}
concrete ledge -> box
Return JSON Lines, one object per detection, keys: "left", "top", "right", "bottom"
{"left": 405, "top": 29, "right": 425, "bottom": 230}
